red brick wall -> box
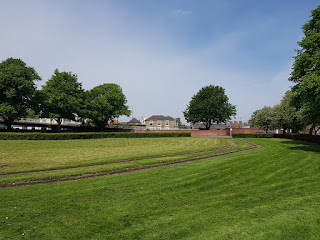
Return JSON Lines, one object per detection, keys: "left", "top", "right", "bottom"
{"left": 231, "top": 128, "right": 265, "bottom": 134}
{"left": 133, "top": 129, "right": 229, "bottom": 136}
{"left": 190, "top": 129, "right": 229, "bottom": 136}
{"left": 133, "top": 128, "right": 265, "bottom": 136}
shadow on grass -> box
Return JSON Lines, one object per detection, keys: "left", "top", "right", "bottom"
{"left": 279, "top": 139, "right": 320, "bottom": 154}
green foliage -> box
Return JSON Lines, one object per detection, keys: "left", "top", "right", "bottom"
{"left": 0, "top": 58, "right": 41, "bottom": 129}
{"left": 40, "top": 69, "right": 84, "bottom": 131}
{"left": 83, "top": 83, "right": 131, "bottom": 129}
{"left": 0, "top": 132, "right": 191, "bottom": 140}
{"left": 289, "top": 6, "right": 320, "bottom": 134}
{"left": 250, "top": 106, "right": 276, "bottom": 132}
{"left": 251, "top": 92, "right": 305, "bottom": 134}
{"left": 291, "top": 74, "right": 320, "bottom": 133}
{"left": 290, "top": 6, "right": 320, "bottom": 83}
{"left": 274, "top": 91, "right": 305, "bottom": 133}
{"left": 232, "top": 133, "right": 273, "bottom": 138}
{"left": 183, "top": 85, "right": 236, "bottom": 130}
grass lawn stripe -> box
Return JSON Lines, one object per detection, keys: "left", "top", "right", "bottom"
{"left": 0, "top": 139, "right": 257, "bottom": 188}
{"left": 0, "top": 140, "right": 237, "bottom": 177}
{"left": 0, "top": 137, "right": 230, "bottom": 174}
{"left": 1, "top": 138, "right": 320, "bottom": 239}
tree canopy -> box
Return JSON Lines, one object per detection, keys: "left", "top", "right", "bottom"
{"left": 40, "top": 69, "right": 84, "bottom": 131}
{"left": 251, "top": 91, "right": 305, "bottom": 133}
{"left": 0, "top": 58, "right": 41, "bottom": 129}
{"left": 289, "top": 5, "right": 320, "bottom": 134}
{"left": 250, "top": 106, "right": 276, "bottom": 133}
{"left": 291, "top": 74, "right": 320, "bottom": 133}
{"left": 274, "top": 91, "right": 305, "bottom": 133}
{"left": 183, "top": 85, "right": 236, "bottom": 130}
{"left": 84, "top": 83, "right": 131, "bottom": 130}
{"left": 290, "top": 6, "right": 320, "bottom": 83}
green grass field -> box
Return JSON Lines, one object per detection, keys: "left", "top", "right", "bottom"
{"left": 1, "top": 138, "right": 320, "bottom": 239}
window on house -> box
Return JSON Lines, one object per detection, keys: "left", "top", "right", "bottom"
{"left": 157, "top": 120, "right": 161, "bottom": 126}
{"left": 165, "top": 120, "right": 169, "bottom": 126}
{"left": 149, "top": 120, "right": 153, "bottom": 126}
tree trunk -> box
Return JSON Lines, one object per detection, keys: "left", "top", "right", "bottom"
{"left": 309, "top": 123, "right": 316, "bottom": 135}
{"left": 282, "top": 128, "right": 286, "bottom": 134}
{"left": 3, "top": 119, "right": 13, "bottom": 131}
{"left": 205, "top": 121, "right": 211, "bottom": 130}
{"left": 56, "top": 118, "right": 62, "bottom": 133}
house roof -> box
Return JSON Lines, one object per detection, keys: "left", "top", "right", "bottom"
{"left": 128, "top": 118, "right": 141, "bottom": 124}
{"left": 145, "top": 115, "right": 176, "bottom": 121}
{"left": 230, "top": 121, "right": 250, "bottom": 128}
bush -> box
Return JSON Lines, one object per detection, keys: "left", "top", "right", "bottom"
{"left": 0, "top": 132, "right": 191, "bottom": 140}
{"left": 232, "top": 133, "right": 273, "bottom": 138}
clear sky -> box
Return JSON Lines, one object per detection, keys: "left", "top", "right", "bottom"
{"left": 1, "top": 0, "right": 319, "bottom": 123}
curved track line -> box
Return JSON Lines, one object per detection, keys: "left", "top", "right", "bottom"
{"left": 0, "top": 140, "right": 258, "bottom": 188}
{"left": 0, "top": 141, "right": 237, "bottom": 177}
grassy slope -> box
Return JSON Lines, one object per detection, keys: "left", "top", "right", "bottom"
{"left": 1, "top": 138, "right": 320, "bottom": 239}
{"left": 0, "top": 137, "right": 229, "bottom": 174}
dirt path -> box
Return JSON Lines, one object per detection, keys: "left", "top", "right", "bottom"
{"left": 0, "top": 140, "right": 258, "bottom": 189}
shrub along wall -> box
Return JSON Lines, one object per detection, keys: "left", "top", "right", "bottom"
{"left": 232, "top": 133, "right": 274, "bottom": 138}
{"left": 0, "top": 132, "right": 191, "bottom": 140}
{"left": 273, "top": 134, "right": 320, "bottom": 144}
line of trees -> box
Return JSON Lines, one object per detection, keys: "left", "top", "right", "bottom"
{"left": 0, "top": 58, "right": 131, "bottom": 131}
{"left": 251, "top": 91, "right": 305, "bottom": 133}
{"left": 252, "top": 5, "right": 320, "bottom": 135}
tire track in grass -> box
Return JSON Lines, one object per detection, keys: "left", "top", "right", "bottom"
{"left": 0, "top": 140, "right": 258, "bottom": 188}
{"left": 0, "top": 141, "right": 237, "bottom": 177}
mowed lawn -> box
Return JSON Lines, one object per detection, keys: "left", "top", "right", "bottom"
{"left": 1, "top": 138, "right": 320, "bottom": 239}
{"left": 0, "top": 137, "right": 230, "bottom": 174}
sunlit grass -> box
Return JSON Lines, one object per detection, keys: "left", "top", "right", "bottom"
{"left": 0, "top": 137, "right": 230, "bottom": 174}
{"left": 1, "top": 138, "right": 320, "bottom": 239}
{"left": 0, "top": 140, "right": 248, "bottom": 185}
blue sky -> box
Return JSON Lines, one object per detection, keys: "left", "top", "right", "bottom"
{"left": 1, "top": 0, "right": 319, "bottom": 123}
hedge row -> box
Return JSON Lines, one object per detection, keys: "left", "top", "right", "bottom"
{"left": 274, "top": 133, "right": 320, "bottom": 144}
{"left": 232, "top": 133, "right": 273, "bottom": 138}
{"left": 0, "top": 132, "right": 191, "bottom": 140}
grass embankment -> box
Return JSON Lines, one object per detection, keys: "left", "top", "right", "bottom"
{"left": 1, "top": 138, "right": 320, "bottom": 239}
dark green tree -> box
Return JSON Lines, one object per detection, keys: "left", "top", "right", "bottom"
{"left": 290, "top": 6, "right": 320, "bottom": 83}
{"left": 0, "top": 58, "right": 41, "bottom": 129}
{"left": 183, "top": 85, "right": 236, "bottom": 130}
{"left": 85, "top": 83, "right": 131, "bottom": 130}
{"left": 40, "top": 69, "right": 84, "bottom": 132}
{"left": 290, "top": 6, "right": 320, "bottom": 134}
{"left": 291, "top": 74, "right": 320, "bottom": 134}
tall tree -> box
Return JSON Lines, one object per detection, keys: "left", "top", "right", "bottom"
{"left": 251, "top": 106, "right": 276, "bottom": 133}
{"left": 183, "top": 85, "right": 236, "bottom": 130}
{"left": 40, "top": 69, "right": 83, "bottom": 132}
{"left": 291, "top": 74, "right": 320, "bottom": 134}
{"left": 289, "top": 6, "right": 320, "bottom": 134}
{"left": 0, "top": 58, "right": 41, "bottom": 129}
{"left": 290, "top": 6, "right": 320, "bottom": 83}
{"left": 85, "top": 83, "right": 131, "bottom": 130}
